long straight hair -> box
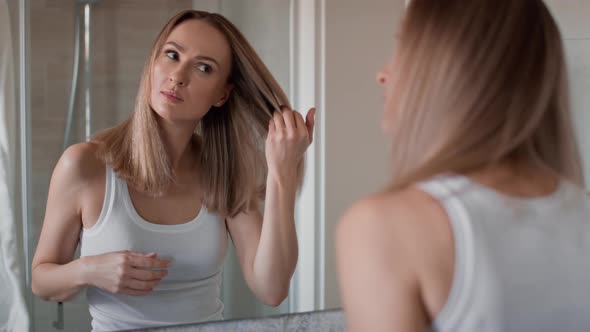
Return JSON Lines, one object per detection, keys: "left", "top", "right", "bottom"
{"left": 386, "top": 0, "right": 584, "bottom": 190}
{"left": 94, "top": 10, "right": 296, "bottom": 217}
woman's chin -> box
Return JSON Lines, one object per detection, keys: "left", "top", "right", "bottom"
{"left": 153, "top": 108, "right": 205, "bottom": 127}
{"left": 153, "top": 107, "right": 182, "bottom": 123}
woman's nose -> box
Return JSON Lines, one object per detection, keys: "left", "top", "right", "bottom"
{"left": 376, "top": 70, "right": 388, "bottom": 86}
{"left": 169, "top": 69, "right": 187, "bottom": 86}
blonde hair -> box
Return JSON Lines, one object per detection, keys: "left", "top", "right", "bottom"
{"left": 387, "top": 0, "right": 584, "bottom": 190}
{"left": 94, "top": 10, "right": 294, "bottom": 217}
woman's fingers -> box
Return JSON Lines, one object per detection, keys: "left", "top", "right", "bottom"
{"left": 273, "top": 111, "right": 286, "bottom": 132}
{"left": 125, "top": 278, "right": 162, "bottom": 291}
{"left": 125, "top": 251, "right": 157, "bottom": 259}
{"left": 294, "top": 111, "right": 307, "bottom": 137}
{"left": 265, "top": 106, "right": 316, "bottom": 179}
{"left": 281, "top": 109, "right": 297, "bottom": 133}
{"left": 128, "top": 267, "right": 168, "bottom": 281}
{"left": 305, "top": 108, "right": 316, "bottom": 143}
{"left": 129, "top": 255, "right": 171, "bottom": 269}
{"left": 269, "top": 107, "right": 315, "bottom": 145}
{"left": 119, "top": 288, "right": 155, "bottom": 296}
{"left": 88, "top": 251, "right": 172, "bottom": 297}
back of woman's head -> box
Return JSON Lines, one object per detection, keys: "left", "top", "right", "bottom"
{"left": 386, "top": 0, "right": 584, "bottom": 189}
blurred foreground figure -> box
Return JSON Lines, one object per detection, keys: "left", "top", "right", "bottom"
{"left": 336, "top": 1, "right": 590, "bottom": 331}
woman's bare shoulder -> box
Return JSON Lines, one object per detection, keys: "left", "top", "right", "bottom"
{"left": 339, "top": 187, "right": 447, "bottom": 233}
{"left": 43, "top": 142, "right": 107, "bottom": 228}
{"left": 55, "top": 141, "right": 105, "bottom": 183}
{"left": 336, "top": 186, "right": 453, "bottom": 270}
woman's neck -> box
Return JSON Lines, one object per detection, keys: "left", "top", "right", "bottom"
{"left": 157, "top": 119, "right": 199, "bottom": 172}
{"left": 466, "top": 159, "right": 559, "bottom": 198}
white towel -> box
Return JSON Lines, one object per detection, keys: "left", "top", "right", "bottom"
{"left": 0, "top": 0, "right": 30, "bottom": 331}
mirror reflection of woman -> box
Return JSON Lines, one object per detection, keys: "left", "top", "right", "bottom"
{"left": 337, "top": 1, "right": 590, "bottom": 331}
{"left": 31, "top": 10, "right": 315, "bottom": 331}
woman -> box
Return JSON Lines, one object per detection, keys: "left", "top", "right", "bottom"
{"left": 31, "top": 10, "right": 315, "bottom": 331}
{"left": 337, "top": 1, "right": 590, "bottom": 331}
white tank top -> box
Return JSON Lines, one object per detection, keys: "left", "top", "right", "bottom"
{"left": 80, "top": 167, "right": 228, "bottom": 332}
{"left": 418, "top": 175, "right": 590, "bottom": 332}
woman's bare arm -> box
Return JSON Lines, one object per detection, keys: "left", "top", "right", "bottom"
{"left": 336, "top": 192, "right": 436, "bottom": 332}
{"left": 31, "top": 143, "right": 100, "bottom": 301}
{"left": 225, "top": 108, "right": 315, "bottom": 306}
{"left": 225, "top": 177, "right": 298, "bottom": 306}
{"left": 31, "top": 143, "right": 169, "bottom": 301}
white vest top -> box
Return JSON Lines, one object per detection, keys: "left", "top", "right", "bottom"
{"left": 80, "top": 167, "right": 228, "bottom": 332}
{"left": 419, "top": 175, "right": 590, "bottom": 332}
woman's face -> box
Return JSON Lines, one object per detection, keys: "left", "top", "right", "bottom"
{"left": 150, "top": 19, "right": 233, "bottom": 124}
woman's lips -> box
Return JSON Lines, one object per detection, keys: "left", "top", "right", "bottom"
{"left": 161, "top": 91, "right": 184, "bottom": 103}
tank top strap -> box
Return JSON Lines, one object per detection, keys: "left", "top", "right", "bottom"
{"left": 107, "top": 165, "right": 126, "bottom": 193}
{"left": 82, "top": 165, "right": 117, "bottom": 237}
{"left": 417, "top": 175, "right": 478, "bottom": 330}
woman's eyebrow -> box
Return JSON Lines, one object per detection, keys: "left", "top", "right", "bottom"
{"left": 194, "top": 55, "right": 220, "bottom": 66}
{"left": 165, "top": 41, "right": 186, "bottom": 51}
{"left": 164, "top": 41, "right": 220, "bottom": 66}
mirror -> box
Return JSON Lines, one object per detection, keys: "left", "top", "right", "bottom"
{"left": 16, "top": 0, "right": 306, "bottom": 331}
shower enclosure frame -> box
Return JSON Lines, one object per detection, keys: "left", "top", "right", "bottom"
{"left": 18, "top": 0, "right": 96, "bottom": 329}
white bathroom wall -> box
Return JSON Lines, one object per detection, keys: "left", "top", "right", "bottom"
{"left": 544, "top": 0, "right": 590, "bottom": 187}
{"left": 322, "top": 0, "right": 406, "bottom": 309}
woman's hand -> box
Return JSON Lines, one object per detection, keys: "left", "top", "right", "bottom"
{"left": 265, "top": 107, "right": 316, "bottom": 183}
{"left": 82, "top": 251, "right": 170, "bottom": 296}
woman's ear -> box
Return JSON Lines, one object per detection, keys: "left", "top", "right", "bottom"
{"left": 214, "top": 84, "right": 234, "bottom": 107}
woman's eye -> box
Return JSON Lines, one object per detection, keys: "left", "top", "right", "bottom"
{"left": 164, "top": 50, "right": 178, "bottom": 60}
{"left": 197, "top": 64, "right": 213, "bottom": 73}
